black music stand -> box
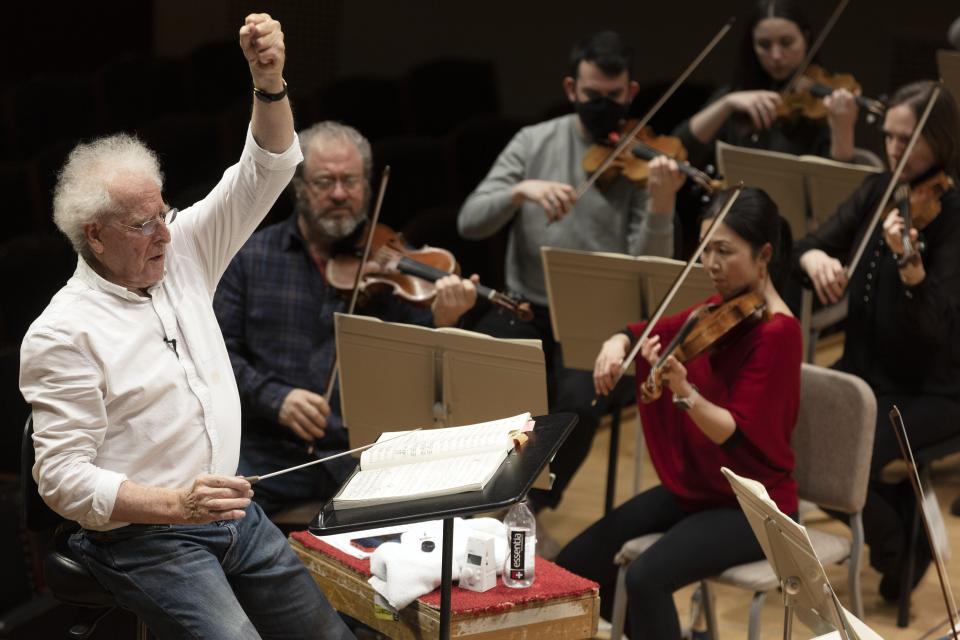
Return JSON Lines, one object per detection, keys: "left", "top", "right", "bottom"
{"left": 309, "top": 412, "right": 578, "bottom": 640}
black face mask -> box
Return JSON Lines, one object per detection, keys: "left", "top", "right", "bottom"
{"left": 575, "top": 96, "right": 628, "bottom": 141}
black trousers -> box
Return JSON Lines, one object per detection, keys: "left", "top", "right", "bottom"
{"left": 859, "top": 393, "right": 960, "bottom": 575}
{"left": 556, "top": 485, "right": 767, "bottom": 640}
{"left": 469, "top": 303, "right": 634, "bottom": 510}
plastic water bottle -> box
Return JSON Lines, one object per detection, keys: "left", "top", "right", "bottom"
{"left": 502, "top": 501, "right": 536, "bottom": 588}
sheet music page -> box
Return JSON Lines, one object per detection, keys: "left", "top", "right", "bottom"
{"left": 334, "top": 449, "right": 509, "bottom": 507}
{"left": 359, "top": 412, "right": 531, "bottom": 470}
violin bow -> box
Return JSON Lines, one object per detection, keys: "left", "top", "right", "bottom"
{"left": 593, "top": 184, "right": 743, "bottom": 404}
{"left": 888, "top": 406, "right": 959, "bottom": 639}
{"left": 845, "top": 84, "right": 940, "bottom": 280}
{"left": 784, "top": 0, "right": 851, "bottom": 93}
{"left": 321, "top": 167, "right": 391, "bottom": 406}
{"left": 574, "top": 18, "right": 735, "bottom": 200}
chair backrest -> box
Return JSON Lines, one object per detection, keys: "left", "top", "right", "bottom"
{"left": 792, "top": 364, "right": 876, "bottom": 514}
{"left": 21, "top": 414, "right": 64, "bottom": 532}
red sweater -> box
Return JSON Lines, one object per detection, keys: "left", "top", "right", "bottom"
{"left": 628, "top": 295, "right": 801, "bottom": 515}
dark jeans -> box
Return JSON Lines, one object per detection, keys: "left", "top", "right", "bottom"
{"left": 70, "top": 502, "right": 354, "bottom": 640}
{"left": 858, "top": 393, "right": 960, "bottom": 576}
{"left": 470, "top": 303, "right": 634, "bottom": 510}
{"left": 239, "top": 429, "right": 357, "bottom": 516}
{"left": 556, "top": 485, "right": 768, "bottom": 640}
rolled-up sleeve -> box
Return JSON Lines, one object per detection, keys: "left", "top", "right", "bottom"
{"left": 20, "top": 332, "right": 126, "bottom": 528}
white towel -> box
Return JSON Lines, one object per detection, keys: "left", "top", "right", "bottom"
{"left": 368, "top": 517, "right": 507, "bottom": 609}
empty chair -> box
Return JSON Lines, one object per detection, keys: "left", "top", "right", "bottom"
{"left": 404, "top": 58, "right": 500, "bottom": 137}
{"left": 93, "top": 53, "right": 184, "bottom": 132}
{"left": 137, "top": 113, "right": 230, "bottom": 198}
{"left": 2, "top": 76, "right": 98, "bottom": 160}
{"left": 315, "top": 75, "right": 405, "bottom": 142}
{"left": 445, "top": 115, "right": 522, "bottom": 201}
{"left": 372, "top": 135, "right": 451, "bottom": 229}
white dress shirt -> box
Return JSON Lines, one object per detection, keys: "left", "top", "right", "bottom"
{"left": 20, "top": 127, "right": 302, "bottom": 531}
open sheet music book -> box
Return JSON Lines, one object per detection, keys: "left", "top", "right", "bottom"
{"left": 332, "top": 412, "right": 533, "bottom": 510}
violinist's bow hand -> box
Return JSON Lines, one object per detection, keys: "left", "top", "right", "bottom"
{"left": 511, "top": 180, "right": 577, "bottom": 223}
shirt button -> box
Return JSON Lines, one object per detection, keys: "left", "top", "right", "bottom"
{"left": 865, "top": 284, "right": 871, "bottom": 291}
{"left": 870, "top": 262, "right": 876, "bottom": 268}
{"left": 863, "top": 295, "right": 870, "bottom": 302}
{"left": 866, "top": 273, "right": 872, "bottom": 280}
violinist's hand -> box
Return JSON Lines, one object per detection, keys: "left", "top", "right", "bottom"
{"left": 723, "top": 90, "right": 783, "bottom": 130}
{"left": 823, "top": 88, "right": 859, "bottom": 133}
{"left": 432, "top": 274, "right": 479, "bottom": 327}
{"left": 593, "top": 333, "right": 631, "bottom": 396}
{"left": 177, "top": 474, "right": 253, "bottom": 524}
{"left": 647, "top": 156, "right": 686, "bottom": 214}
{"left": 881, "top": 208, "right": 917, "bottom": 256}
{"left": 824, "top": 88, "right": 857, "bottom": 161}
{"left": 799, "top": 249, "right": 848, "bottom": 305}
{"left": 278, "top": 388, "right": 330, "bottom": 442}
{"left": 639, "top": 334, "right": 662, "bottom": 366}
{"left": 659, "top": 355, "right": 692, "bottom": 397}
{"left": 511, "top": 180, "right": 577, "bottom": 222}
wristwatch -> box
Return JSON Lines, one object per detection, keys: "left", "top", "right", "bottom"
{"left": 253, "top": 79, "right": 288, "bottom": 103}
{"left": 673, "top": 385, "right": 698, "bottom": 412}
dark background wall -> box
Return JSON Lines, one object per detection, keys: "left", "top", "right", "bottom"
{"left": 1, "top": 1, "right": 958, "bottom": 633}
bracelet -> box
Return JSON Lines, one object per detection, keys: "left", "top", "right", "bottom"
{"left": 253, "top": 79, "right": 288, "bottom": 103}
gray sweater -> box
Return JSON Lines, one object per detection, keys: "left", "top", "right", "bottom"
{"left": 458, "top": 114, "right": 675, "bottom": 306}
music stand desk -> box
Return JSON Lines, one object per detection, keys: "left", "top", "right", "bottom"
{"left": 309, "top": 412, "right": 578, "bottom": 640}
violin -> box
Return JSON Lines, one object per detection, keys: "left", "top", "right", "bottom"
{"left": 581, "top": 122, "right": 721, "bottom": 193}
{"left": 326, "top": 222, "right": 533, "bottom": 320}
{"left": 640, "top": 290, "right": 767, "bottom": 403}
{"left": 845, "top": 85, "right": 943, "bottom": 279}
{"left": 574, "top": 19, "right": 734, "bottom": 199}
{"left": 593, "top": 185, "right": 744, "bottom": 405}
{"left": 893, "top": 171, "right": 954, "bottom": 263}
{"left": 778, "top": 64, "right": 886, "bottom": 124}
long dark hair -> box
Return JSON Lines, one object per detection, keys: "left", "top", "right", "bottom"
{"left": 734, "top": 0, "right": 816, "bottom": 90}
{"left": 887, "top": 81, "right": 960, "bottom": 181}
{"left": 700, "top": 188, "right": 792, "bottom": 288}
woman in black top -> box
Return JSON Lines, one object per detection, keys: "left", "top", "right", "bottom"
{"left": 794, "top": 80, "right": 960, "bottom": 600}
{"left": 673, "top": 0, "right": 860, "bottom": 169}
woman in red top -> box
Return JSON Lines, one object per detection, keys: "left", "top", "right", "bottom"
{"left": 556, "top": 188, "right": 802, "bottom": 640}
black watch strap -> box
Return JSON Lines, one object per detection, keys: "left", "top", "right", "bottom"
{"left": 253, "top": 79, "right": 288, "bottom": 103}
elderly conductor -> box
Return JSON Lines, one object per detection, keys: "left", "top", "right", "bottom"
{"left": 19, "top": 13, "right": 354, "bottom": 640}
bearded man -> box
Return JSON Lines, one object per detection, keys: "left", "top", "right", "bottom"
{"left": 214, "top": 121, "right": 476, "bottom": 514}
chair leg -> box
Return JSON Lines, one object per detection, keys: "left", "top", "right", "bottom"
{"left": 701, "top": 582, "right": 719, "bottom": 640}
{"left": 67, "top": 606, "right": 114, "bottom": 640}
{"left": 632, "top": 413, "right": 645, "bottom": 496}
{"left": 848, "top": 511, "right": 865, "bottom": 618}
{"left": 747, "top": 591, "right": 766, "bottom": 640}
{"left": 136, "top": 619, "right": 150, "bottom": 640}
{"left": 605, "top": 409, "right": 621, "bottom": 515}
{"left": 610, "top": 565, "right": 628, "bottom": 640}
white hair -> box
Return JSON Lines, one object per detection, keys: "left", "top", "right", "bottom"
{"left": 52, "top": 134, "right": 164, "bottom": 255}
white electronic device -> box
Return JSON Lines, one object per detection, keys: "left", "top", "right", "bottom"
{"left": 459, "top": 532, "right": 497, "bottom": 592}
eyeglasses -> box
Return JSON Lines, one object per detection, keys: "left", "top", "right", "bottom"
{"left": 306, "top": 175, "right": 364, "bottom": 193}
{"left": 114, "top": 208, "right": 178, "bottom": 236}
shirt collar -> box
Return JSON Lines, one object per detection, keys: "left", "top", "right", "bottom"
{"left": 281, "top": 212, "right": 308, "bottom": 252}
{"left": 74, "top": 255, "right": 160, "bottom": 302}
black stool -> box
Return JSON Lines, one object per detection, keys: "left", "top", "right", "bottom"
{"left": 896, "top": 432, "right": 960, "bottom": 627}
{"left": 21, "top": 415, "right": 148, "bottom": 639}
